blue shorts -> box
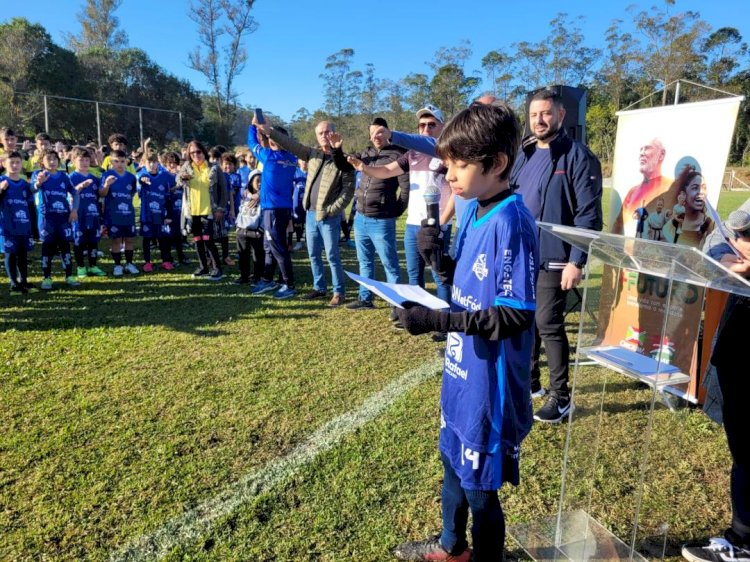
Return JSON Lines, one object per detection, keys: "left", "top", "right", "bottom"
{"left": 438, "top": 422, "right": 520, "bottom": 491}
{"left": 39, "top": 220, "right": 73, "bottom": 243}
{"left": 74, "top": 224, "right": 101, "bottom": 247}
{"left": 141, "top": 222, "right": 171, "bottom": 239}
{"left": 107, "top": 223, "right": 136, "bottom": 239}
{"left": 3, "top": 235, "right": 31, "bottom": 253}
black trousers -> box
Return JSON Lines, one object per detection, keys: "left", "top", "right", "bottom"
{"left": 236, "top": 229, "right": 265, "bottom": 282}
{"left": 716, "top": 361, "right": 750, "bottom": 546}
{"left": 190, "top": 216, "right": 221, "bottom": 272}
{"left": 531, "top": 269, "right": 570, "bottom": 395}
{"left": 262, "top": 209, "right": 294, "bottom": 287}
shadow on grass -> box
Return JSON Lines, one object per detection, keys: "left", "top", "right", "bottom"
{"left": 0, "top": 276, "right": 323, "bottom": 335}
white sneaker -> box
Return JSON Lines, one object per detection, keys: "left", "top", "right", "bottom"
{"left": 124, "top": 263, "right": 139, "bottom": 275}
{"left": 531, "top": 387, "right": 547, "bottom": 400}
{"left": 113, "top": 265, "right": 124, "bottom": 277}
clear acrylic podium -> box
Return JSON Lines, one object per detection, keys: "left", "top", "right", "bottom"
{"left": 510, "top": 223, "right": 750, "bottom": 562}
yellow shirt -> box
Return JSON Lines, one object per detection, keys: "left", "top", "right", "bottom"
{"left": 101, "top": 155, "right": 137, "bottom": 175}
{"left": 189, "top": 161, "right": 212, "bottom": 216}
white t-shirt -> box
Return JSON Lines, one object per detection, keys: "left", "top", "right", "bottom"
{"left": 397, "top": 150, "right": 451, "bottom": 225}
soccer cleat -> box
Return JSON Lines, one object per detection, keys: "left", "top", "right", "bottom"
{"left": 40, "top": 278, "right": 54, "bottom": 290}
{"left": 76, "top": 266, "right": 88, "bottom": 278}
{"left": 87, "top": 266, "right": 106, "bottom": 276}
{"left": 273, "top": 284, "right": 297, "bottom": 299}
{"left": 143, "top": 262, "right": 154, "bottom": 273}
{"left": 393, "top": 535, "right": 471, "bottom": 561}
{"left": 346, "top": 299, "right": 374, "bottom": 310}
{"left": 113, "top": 265, "right": 124, "bottom": 277}
{"left": 124, "top": 263, "right": 139, "bottom": 275}
{"left": 208, "top": 269, "right": 225, "bottom": 281}
{"left": 65, "top": 276, "right": 81, "bottom": 287}
{"left": 192, "top": 267, "right": 209, "bottom": 278}
{"left": 161, "top": 262, "right": 175, "bottom": 271}
{"left": 534, "top": 392, "right": 573, "bottom": 424}
{"left": 251, "top": 280, "right": 279, "bottom": 295}
{"left": 301, "top": 289, "right": 327, "bottom": 300}
{"left": 682, "top": 537, "right": 750, "bottom": 562}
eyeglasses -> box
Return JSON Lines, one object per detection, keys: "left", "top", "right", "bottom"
{"left": 419, "top": 122, "right": 438, "bottom": 130}
{"left": 189, "top": 150, "right": 203, "bottom": 156}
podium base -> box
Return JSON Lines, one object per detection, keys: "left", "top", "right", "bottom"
{"left": 509, "top": 510, "right": 648, "bottom": 562}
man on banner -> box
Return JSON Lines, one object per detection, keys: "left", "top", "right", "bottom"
{"left": 509, "top": 88, "right": 603, "bottom": 424}
{"left": 613, "top": 137, "right": 673, "bottom": 236}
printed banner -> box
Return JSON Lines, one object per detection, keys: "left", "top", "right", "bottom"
{"left": 602, "top": 97, "right": 741, "bottom": 383}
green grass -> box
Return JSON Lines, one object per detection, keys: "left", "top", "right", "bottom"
{"left": 1, "top": 190, "right": 746, "bottom": 560}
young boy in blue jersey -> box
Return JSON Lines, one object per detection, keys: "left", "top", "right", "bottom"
{"left": 0, "top": 152, "right": 37, "bottom": 293}
{"left": 221, "top": 152, "right": 241, "bottom": 265}
{"left": 69, "top": 147, "right": 106, "bottom": 278}
{"left": 100, "top": 149, "right": 139, "bottom": 277}
{"left": 393, "top": 103, "right": 539, "bottom": 562}
{"left": 247, "top": 120, "right": 298, "bottom": 299}
{"left": 163, "top": 151, "right": 189, "bottom": 265}
{"left": 137, "top": 153, "right": 174, "bottom": 272}
{"left": 32, "top": 149, "right": 81, "bottom": 290}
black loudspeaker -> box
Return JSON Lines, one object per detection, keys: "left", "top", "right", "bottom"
{"left": 524, "top": 85, "right": 587, "bottom": 144}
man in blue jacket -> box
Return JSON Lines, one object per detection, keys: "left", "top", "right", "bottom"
{"left": 509, "top": 88, "right": 603, "bottom": 423}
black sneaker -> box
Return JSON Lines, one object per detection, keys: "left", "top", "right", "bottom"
{"left": 301, "top": 289, "right": 327, "bottom": 300}
{"left": 9, "top": 284, "right": 27, "bottom": 295}
{"left": 534, "top": 392, "right": 572, "bottom": 424}
{"left": 346, "top": 299, "right": 374, "bottom": 310}
{"left": 390, "top": 307, "right": 399, "bottom": 322}
{"left": 192, "top": 267, "right": 209, "bottom": 278}
{"left": 208, "top": 268, "right": 224, "bottom": 281}
{"left": 20, "top": 280, "right": 35, "bottom": 291}
{"left": 431, "top": 332, "right": 447, "bottom": 342}
{"left": 393, "top": 534, "right": 471, "bottom": 561}
{"left": 682, "top": 538, "right": 750, "bottom": 562}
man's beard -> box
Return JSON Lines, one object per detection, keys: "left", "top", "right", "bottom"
{"left": 536, "top": 122, "right": 562, "bottom": 142}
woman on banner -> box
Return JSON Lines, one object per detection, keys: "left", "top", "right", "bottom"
{"left": 663, "top": 165, "right": 713, "bottom": 248}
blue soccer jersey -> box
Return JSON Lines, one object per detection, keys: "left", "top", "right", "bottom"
{"left": 0, "top": 176, "right": 35, "bottom": 237}
{"left": 69, "top": 171, "right": 101, "bottom": 230}
{"left": 137, "top": 170, "right": 171, "bottom": 225}
{"left": 101, "top": 170, "right": 137, "bottom": 227}
{"left": 31, "top": 170, "right": 77, "bottom": 224}
{"left": 439, "top": 193, "right": 539, "bottom": 491}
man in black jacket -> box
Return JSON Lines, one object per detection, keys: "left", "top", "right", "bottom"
{"left": 333, "top": 117, "right": 410, "bottom": 310}
{"left": 509, "top": 88, "right": 603, "bottom": 423}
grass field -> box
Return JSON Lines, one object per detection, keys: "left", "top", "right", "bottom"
{"left": 1, "top": 188, "right": 748, "bottom": 561}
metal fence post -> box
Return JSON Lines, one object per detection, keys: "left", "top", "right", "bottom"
{"left": 95, "top": 102, "right": 102, "bottom": 147}
{"left": 43, "top": 95, "right": 49, "bottom": 133}
{"left": 178, "top": 112, "right": 183, "bottom": 142}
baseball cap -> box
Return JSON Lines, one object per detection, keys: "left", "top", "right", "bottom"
{"left": 726, "top": 210, "right": 750, "bottom": 236}
{"left": 416, "top": 104, "right": 444, "bottom": 123}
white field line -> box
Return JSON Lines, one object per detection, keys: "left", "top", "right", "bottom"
{"left": 111, "top": 359, "right": 442, "bottom": 562}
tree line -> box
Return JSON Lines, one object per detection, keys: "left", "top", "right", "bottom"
{"left": 0, "top": 1, "right": 748, "bottom": 167}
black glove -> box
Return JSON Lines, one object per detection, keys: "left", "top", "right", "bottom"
{"left": 396, "top": 301, "right": 446, "bottom": 335}
{"left": 416, "top": 219, "right": 442, "bottom": 265}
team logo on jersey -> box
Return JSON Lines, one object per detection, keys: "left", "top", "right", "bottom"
{"left": 149, "top": 201, "right": 161, "bottom": 211}
{"left": 52, "top": 201, "right": 66, "bottom": 211}
{"left": 447, "top": 332, "right": 463, "bottom": 362}
{"left": 15, "top": 210, "right": 27, "bottom": 220}
{"left": 87, "top": 203, "right": 98, "bottom": 213}
{"left": 117, "top": 202, "right": 130, "bottom": 212}
{"left": 472, "top": 253, "right": 488, "bottom": 281}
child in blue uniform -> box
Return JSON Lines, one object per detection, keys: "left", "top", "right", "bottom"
{"left": 100, "top": 149, "right": 138, "bottom": 277}
{"left": 0, "top": 152, "right": 37, "bottom": 293}
{"left": 69, "top": 147, "right": 106, "bottom": 278}
{"left": 394, "top": 103, "right": 539, "bottom": 562}
{"left": 31, "top": 149, "right": 81, "bottom": 290}
{"left": 137, "top": 153, "right": 175, "bottom": 271}
{"left": 163, "top": 152, "right": 189, "bottom": 266}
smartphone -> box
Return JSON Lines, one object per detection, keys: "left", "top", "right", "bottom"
{"left": 254, "top": 108, "right": 265, "bottom": 125}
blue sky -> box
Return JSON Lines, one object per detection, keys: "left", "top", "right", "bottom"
{"left": 11, "top": 0, "right": 750, "bottom": 121}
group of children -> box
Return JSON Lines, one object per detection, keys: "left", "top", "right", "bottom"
{"left": 0, "top": 127, "right": 263, "bottom": 293}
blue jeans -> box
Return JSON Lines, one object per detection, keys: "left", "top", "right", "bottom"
{"left": 306, "top": 212, "right": 345, "bottom": 295}
{"left": 354, "top": 214, "right": 400, "bottom": 302}
{"left": 440, "top": 453, "right": 505, "bottom": 561}
{"left": 404, "top": 223, "right": 452, "bottom": 304}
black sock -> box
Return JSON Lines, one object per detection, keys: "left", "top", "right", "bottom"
{"left": 5, "top": 253, "right": 18, "bottom": 285}
{"left": 125, "top": 250, "right": 134, "bottom": 264}
{"left": 74, "top": 246, "right": 86, "bottom": 268}
{"left": 89, "top": 242, "right": 98, "bottom": 267}
{"left": 112, "top": 251, "right": 122, "bottom": 265}
{"left": 142, "top": 239, "right": 152, "bottom": 263}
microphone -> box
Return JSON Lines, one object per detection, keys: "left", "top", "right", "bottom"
{"left": 423, "top": 182, "right": 442, "bottom": 271}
